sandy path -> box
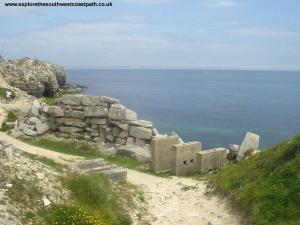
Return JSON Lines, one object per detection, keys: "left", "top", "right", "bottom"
{"left": 0, "top": 104, "right": 83, "bottom": 164}
{"left": 128, "top": 170, "right": 242, "bottom": 225}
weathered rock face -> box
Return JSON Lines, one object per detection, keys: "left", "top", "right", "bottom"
{"left": 0, "top": 56, "right": 66, "bottom": 97}
{"left": 48, "top": 94, "right": 159, "bottom": 148}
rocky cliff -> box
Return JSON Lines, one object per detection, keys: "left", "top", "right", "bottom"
{"left": 0, "top": 56, "right": 66, "bottom": 97}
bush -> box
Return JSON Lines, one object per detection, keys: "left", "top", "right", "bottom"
{"left": 212, "top": 134, "right": 300, "bottom": 225}
{"left": 0, "top": 111, "right": 17, "bottom": 132}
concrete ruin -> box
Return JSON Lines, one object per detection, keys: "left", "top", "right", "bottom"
{"left": 151, "top": 135, "right": 180, "bottom": 172}
{"left": 151, "top": 136, "right": 229, "bottom": 176}
{"left": 171, "top": 142, "right": 201, "bottom": 176}
{"left": 197, "top": 147, "right": 228, "bottom": 173}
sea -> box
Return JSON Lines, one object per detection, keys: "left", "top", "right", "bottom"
{"left": 67, "top": 69, "right": 300, "bottom": 149}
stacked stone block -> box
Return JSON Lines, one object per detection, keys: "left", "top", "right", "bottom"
{"left": 47, "top": 94, "right": 157, "bottom": 148}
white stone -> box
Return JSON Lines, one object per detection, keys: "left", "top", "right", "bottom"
{"left": 36, "top": 172, "right": 45, "bottom": 180}
{"left": 130, "top": 126, "right": 152, "bottom": 140}
{"left": 42, "top": 195, "right": 51, "bottom": 207}
{"left": 237, "top": 132, "right": 260, "bottom": 161}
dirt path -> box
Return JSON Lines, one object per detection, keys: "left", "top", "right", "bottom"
{"left": 128, "top": 170, "right": 242, "bottom": 225}
{"left": 0, "top": 102, "right": 242, "bottom": 225}
{"left": 0, "top": 105, "right": 83, "bottom": 164}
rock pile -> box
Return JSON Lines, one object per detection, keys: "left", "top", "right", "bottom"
{"left": 12, "top": 99, "right": 51, "bottom": 137}
{"left": 47, "top": 94, "right": 158, "bottom": 149}
{"left": 0, "top": 56, "right": 66, "bottom": 97}
{"left": 0, "top": 140, "right": 69, "bottom": 225}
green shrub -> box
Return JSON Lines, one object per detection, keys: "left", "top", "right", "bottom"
{"left": 0, "top": 111, "right": 17, "bottom": 132}
{"left": 212, "top": 134, "right": 300, "bottom": 225}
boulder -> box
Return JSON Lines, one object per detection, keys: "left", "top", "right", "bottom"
{"left": 48, "top": 106, "right": 64, "bottom": 117}
{"left": 23, "top": 128, "right": 39, "bottom": 137}
{"left": 118, "top": 131, "right": 129, "bottom": 138}
{"left": 237, "top": 132, "right": 260, "bottom": 161}
{"left": 152, "top": 128, "right": 159, "bottom": 136}
{"left": 30, "top": 99, "right": 41, "bottom": 117}
{"left": 135, "top": 138, "right": 146, "bottom": 147}
{"left": 130, "top": 126, "right": 152, "bottom": 140}
{"left": 36, "top": 122, "right": 50, "bottom": 134}
{"left": 28, "top": 117, "right": 42, "bottom": 125}
{"left": 84, "top": 106, "right": 108, "bottom": 117}
{"left": 116, "top": 146, "right": 151, "bottom": 163}
{"left": 115, "top": 138, "right": 127, "bottom": 145}
{"left": 108, "top": 106, "right": 137, "bottom": 121}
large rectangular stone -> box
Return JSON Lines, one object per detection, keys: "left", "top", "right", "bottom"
{"left": 197, "top": 147, "right": 228, "bottom": 173}
{"left": 84, "top": 106, "right": 108, "bottom": 117}
{"left": 171, "top": 142, "right": 201, "bottom": 176}
{"left": 130, "top": 126, "right": 152, "bottom": 140}
{"left": 151, "top": 135, "right": 179, "bottom": 172}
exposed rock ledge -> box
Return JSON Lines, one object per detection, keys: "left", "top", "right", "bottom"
{"left": 0, "top": 55, "right": 66, "bottom": 97}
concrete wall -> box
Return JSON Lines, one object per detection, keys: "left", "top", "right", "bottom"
{"left": 171, "top": 141, "right": 201, "bottom": 176}
{"left": 151, "top": 135, "right": 179, "bottom": 172}
{"left": 197, "top": 147, "right": 228, "bottom": 173}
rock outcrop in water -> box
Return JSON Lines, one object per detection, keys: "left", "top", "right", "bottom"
{"left": 0, "top": 56, "right": 66, "bottom": 97}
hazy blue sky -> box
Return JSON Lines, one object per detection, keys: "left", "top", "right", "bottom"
{"left": 0, "top": 0, "right": 300, "bottom": 70}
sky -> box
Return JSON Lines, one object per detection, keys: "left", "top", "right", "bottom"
{"left": 0, "top": 0, "right": 300, "bottom": 70}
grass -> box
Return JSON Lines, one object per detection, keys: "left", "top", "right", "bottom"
{"left": 7, "top": 177, "right": 42, "bottom": 208}
{"left": 22, "top": 152, "right": 65, "bottom": 172}
{"left": 43, "top": 173, "right": 132, "bottom": 225}
{"left": 211, "top": 134, "right": 300, "bottom": 225}
{"left": 22, "top": 138, "right": 171, "bottom": 177}
{"left": 0, "top": 111, "right": 17, "bottom": 132}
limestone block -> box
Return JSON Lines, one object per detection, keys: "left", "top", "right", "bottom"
{"left": 63, "top": 118, "right": 86, "bottom": 128}
{"left": 81, "top": 95, "right": 108, "bottom": 106}
{"left": 128, "top": 120, "right": 153, "bottom": 128}
{"left": 48, "top": 106, "right": 64, "bottom": 117}
{"left": 116, "top": 146, "right": 151, "bottom": 163}
{"left": 84, "top": 106, "right": 108, "bottom": 117}
{"left": 108, "top": 106, "right": 137, "bottom": 121}
{"left": 64, "top": 110, "right": 84, "bottom": 118}
{"left": 118, "top": 131, "right": 129, "bottom": 138}
{"left": 126, "top": 137, "right": 135, "bottom": 145}
{"left": 237, "top": 132, "right": 260, "bottom": 161}
{"left": 59, "top": 126, "right": 84, "bottom": 133}
{"left": 90, "top": 118, "right": 107, "bottom": 125}
{"left": 130, "top": 126, "right": 152, "bottom": 140}
{"left": 60, "top": 94, "right": 82, "bottom": 105}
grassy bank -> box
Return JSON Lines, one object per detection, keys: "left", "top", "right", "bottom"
{"left": 22, "top": 138, "right": 171, "bottom": 176}
{"left": 212, "top": 134, "right": 300, "bottom": 225}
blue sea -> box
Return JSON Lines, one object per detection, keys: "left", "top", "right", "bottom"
{"left": 67, "top": 69, "right": 300, "bottom": 149}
